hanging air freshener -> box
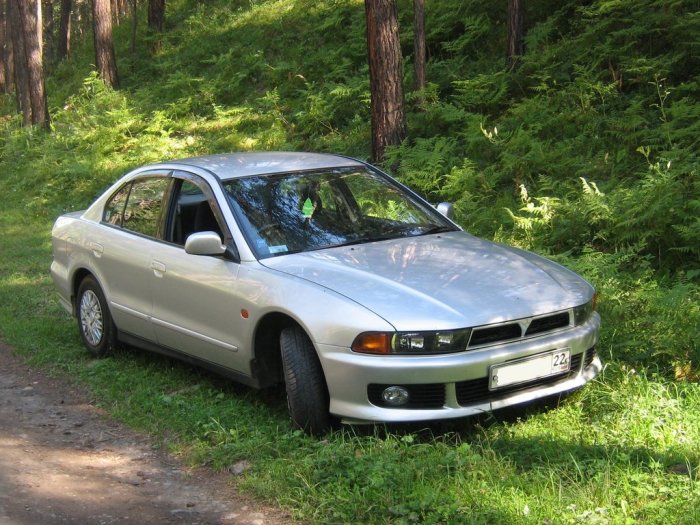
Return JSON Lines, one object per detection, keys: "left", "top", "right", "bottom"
{"left": 302, "top": 197, "right": 314, "bottom": 218}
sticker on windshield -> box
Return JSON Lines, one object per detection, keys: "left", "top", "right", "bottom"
{"left": 269, "top": 245, "right": 288, "bottom": 254}
{"left": 302, "top": 197, "right": 314, "bottom": 218}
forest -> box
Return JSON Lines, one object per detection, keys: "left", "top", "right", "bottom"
{"left": 1, "top": 0, "right": 699, "bottom": 523}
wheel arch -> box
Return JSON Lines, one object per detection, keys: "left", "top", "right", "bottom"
{"left": 252, "top": 312, "right": 322, "bottom": 388}
{"left": 252, "top": 312, "right": 295, "bottom": 387}
{"left": 70, "top": 268, "right": 96, "bottom": 316}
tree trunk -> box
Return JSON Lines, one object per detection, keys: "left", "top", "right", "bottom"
{"left": 57, "top": 0, "right": 71, "bottom": 60}
{"left": 0, "top": 0, "right": 7, "bottom": 93}
{"left": 413, "top": 0, "right": 426, "bottom": 96}
{"left": 129, "top": 0, "right": 136, "bottom": 55}
{"left": 147, "top": 0, "right": 164, "bottom": 32}
{"left": 16, "top": 0, "right": 50, "bottom": 127}
{"left": 110, "top": 0, "right": 127, "bottom": 24}
{"left": 365, "top": 0, "right": 407, "bottom": 163}
{"left": 506, "top": 0, "right": 523, "bottom": 71}
{"left": 76, "top": 0, "right": 90, "bottom": 43}
{"left": 147, "top": 0, "right": 164, "bottom": 52}
{"left": 3, "top": 0, "right": 15, "bottom": 95}
{"left": 36, "top": 0, "right": 42, "bottom": 55}
{"left": 92, "top": 0, "right": 118, "bottom": 87}
{"left": 110, "top": 0, "right": 117, "bottom": 24}
{"left": 43, "top": 0, "right": 54, "bottom": 69}
{"left": 9, "top": 0, "right": 30, "bottom": 123}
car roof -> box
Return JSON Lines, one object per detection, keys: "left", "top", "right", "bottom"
{"left": 164, "top": 152, "right": 365, "bottom": 181}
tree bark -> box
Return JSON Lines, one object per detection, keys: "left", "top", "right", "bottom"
{"left": 92, "top": 0, "right": 119, "bottom": 88}
{"left": 57, "top": 0, "right": 71, "bottom": 60}
{"left": 0, "top": 0, "right": 7, "bottom": 93}
{"left": 147, "top": 0, "right": 164, "bottom": 52}
{"left": 36, "top": 0, "right": 42, "bottom": 55}
{"left": 129, "top": 0, "right": 136, "bottom": 55}
{"left": 43, "top": 0, "right": 54, "bottom": 69}
{"left": 413, "top": 0, "right": 426, "bottom": 95}
{"left": 9, "top": 0, "right": 30, "bottom": 120}
{"left": 112, "top": 0, "right": 127, "bottom": 23}
{"left": 76, "top": 0, "right": 90, "bottom": 43}
{"left": 16, "top": 0, "right": 50, "bottom": 127}
{"left": 2, "top": 0, "right": 15, "bottom": 95}
{"left": 365, "top": 0, "right": 407, "bottom": 163}
{"left": 110, "top": 0, "right": 117, "bottom": 24}
{"left": 506, "top": 0, "right": 524, "bottom": 71}
{"left": 147, "top": 0, "right": 164, "bottom": 32}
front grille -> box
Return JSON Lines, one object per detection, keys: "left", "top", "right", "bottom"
{"left": 368, "top": 383, "right": 445, "bottom": 409}
{"left": 468, "top": 311, "right": 571, "bottom": 348}
{"left": 469, "top": 323, "right": 522, "bottom": 346}
{"left": 455, "top": 352, "right": 583, "bottom": 406}
{"left": 525, "top": 312, "right": 570, "bottom": 336}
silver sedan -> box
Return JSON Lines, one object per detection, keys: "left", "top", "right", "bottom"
{"left": 51, "top": 152, "right": 601, "bottom": 434}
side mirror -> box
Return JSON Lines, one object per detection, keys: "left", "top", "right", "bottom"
{"left": 436, "top": 202, "right": 454, "bottom": 220}
{"left": 185, "top": 231, "right": 226, "bottom": 256}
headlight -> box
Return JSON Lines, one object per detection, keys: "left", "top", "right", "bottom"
{"left": 352, "top": 328, "right": 472, "bottom": 355}
{"left": 573, "top": 292, "right": 598, "bottom": 326}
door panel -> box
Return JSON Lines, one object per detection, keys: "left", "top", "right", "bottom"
{"left": 95, "top": 175, "right": 171, "bottom": 340}
{"left": 93, "top": 226, "right": 156, "bottom": 340}
{"left": 150, "top": 173, "right": 251, "bottom": 375}
{"left": 149, "top": 244, "right": 250, "bottom": 374}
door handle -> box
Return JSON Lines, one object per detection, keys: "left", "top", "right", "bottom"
{"left": 87, "top": 241, "right": 103, "bottom": 257}
{"left": 150, "top": 260, "right": 167, "bottom": 277}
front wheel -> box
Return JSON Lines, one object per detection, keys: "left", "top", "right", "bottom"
{"left": 280, "top": 326, "right": 330, "bottom": 435}
{"left": 76, "top": 276, "right": 117, "bottom": 357}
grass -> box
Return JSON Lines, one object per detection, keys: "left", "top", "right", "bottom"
{"left": 0, "top": 193, "right": 698, "bottom": 524}
{"left": 1, "top": 0, "right": 699, "bottom": 522}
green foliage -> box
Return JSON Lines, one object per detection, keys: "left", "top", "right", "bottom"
{"left": 2, "top": 0, "right": 697, "bottom": 378}
{"left": 559, "top": 249, "right": 700, "bottom": 380}
{"left": 2, "top": 0, "right": 700, "bottom": 522}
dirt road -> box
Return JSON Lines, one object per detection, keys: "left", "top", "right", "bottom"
{"left": 0, "top": 343, "right": 290, "bottom": 525}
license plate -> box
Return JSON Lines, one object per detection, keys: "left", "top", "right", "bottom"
{"left": 489, "top": 349, "right": 571, "bottom": 390}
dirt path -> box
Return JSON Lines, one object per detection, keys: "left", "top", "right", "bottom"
{"left": 0, "top": 343, "right": 291, "bottom": 525}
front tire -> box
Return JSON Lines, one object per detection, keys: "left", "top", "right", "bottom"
{"left": 76, "top": 276, "right": 117, "bottom": 357}
{"left": 280, "top": 326, "right": 330, "bottom": 435}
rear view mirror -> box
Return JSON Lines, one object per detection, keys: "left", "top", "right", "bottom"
{"left": 436, "top": 202, "right": 454, "bottom": 220}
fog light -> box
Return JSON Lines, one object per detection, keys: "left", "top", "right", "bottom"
{"left": 382, "top": 386, "right": 410, "bottom": 406}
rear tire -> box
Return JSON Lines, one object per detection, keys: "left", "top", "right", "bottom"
{"left": 280, "top": 326, "right": 330, "bottom": 435}
{"left": 76, "top": 276, "right": 117, "bottom": 357}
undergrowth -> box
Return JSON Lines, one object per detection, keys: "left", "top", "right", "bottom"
{"left": 1, "top": 0, "right": 699, "bottom": 523}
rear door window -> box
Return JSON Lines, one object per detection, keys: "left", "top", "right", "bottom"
{"left": 103, "top": 176, "right": 170, "bottom": 239}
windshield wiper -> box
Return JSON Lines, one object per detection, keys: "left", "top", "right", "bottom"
{"left": 418, "top": 225, "right": 456, "bottom": 236}
{"left": 330, "top": 235, "right": 395, "bottom": 249}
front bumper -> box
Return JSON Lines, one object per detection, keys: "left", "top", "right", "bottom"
{"left": 319, "top": 313, "right": 601, "bottom": 423}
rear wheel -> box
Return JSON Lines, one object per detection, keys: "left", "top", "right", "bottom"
{"left": 280, "top": 326, "right": 330, "bottom": 435}
{"left": 77, "top": 276, "right": 117, "bottom": 357}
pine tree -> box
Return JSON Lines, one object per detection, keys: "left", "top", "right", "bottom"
{"left": 92, "top": 0, "right": 118, "bottom": 87}
{"left": 506, "top": 0, "right": 523, "bottom": 70}
{"left": 57, "top": 0, "right": 71, "bottom": 61}
{"left": 413, "top": 0, "right": 426, "bottom": 95}
{"left": 365, "top": 0, "right": 407, "bottom": 162}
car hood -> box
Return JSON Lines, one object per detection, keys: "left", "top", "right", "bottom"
{"left": 261, "top": 232, "right": 594, "bottom": 331}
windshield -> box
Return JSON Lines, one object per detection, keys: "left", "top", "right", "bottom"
{"left": 223, "top": 166, "right": 457, "bottom": 259}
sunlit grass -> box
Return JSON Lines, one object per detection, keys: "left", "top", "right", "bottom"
{"left": 1, "top": 0, "right": 700, "bottom": 522}
{"left": 1, "top": 191, "right": 697, "bottom": 523}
